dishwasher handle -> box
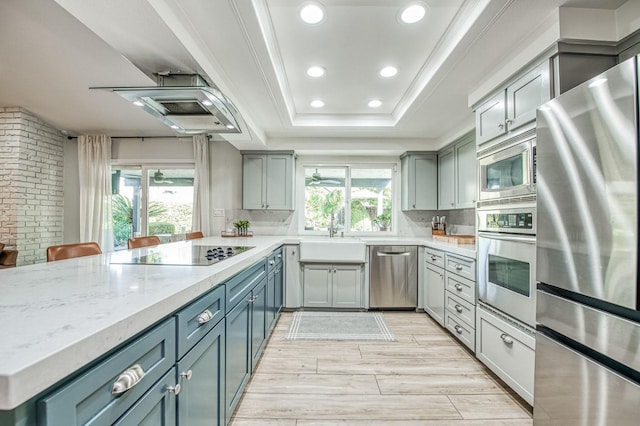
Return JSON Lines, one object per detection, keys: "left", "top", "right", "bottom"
{"left": 376, "top": 251, "right": 412, "bottom": 257}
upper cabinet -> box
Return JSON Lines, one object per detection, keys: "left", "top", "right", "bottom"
{"left": 474, "top": 43, "right": 619, "bottom": 148}
{"left": 438, "top": 131, "right": 476, "bottom": 210}
{"left": 475, "top": 60, "right": 551, "bottom": 146}
{"left": 242, "top": 152, "right": 295, "bottom": 210}
{"left": 401, "top": 152, "right": 438, "bottom": 211}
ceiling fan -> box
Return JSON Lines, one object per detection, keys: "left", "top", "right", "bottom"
{"left": 308, "top": 169, "right": 341, "bottom": 185}
{"left": 152, "top": 170, "right": 173, "bottom": 184}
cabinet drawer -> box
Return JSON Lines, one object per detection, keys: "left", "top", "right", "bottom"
{"left": 226, "top": 259, "right": 267, "bottom": 312}
{"left": 444, "top": 312, "right": 475, "bottom": 352}
{"left": 445, "top": 291, "right": 475, "bottom": 328}
{"left": 445, "top": 273, "right": 476, "bottom": 305}
{"left": 268, "top": 247, "right": 283, "bottom": 272}
{"left": 425, "top": 248, "right": 445, "bottom": 268}
{"left": 39, "top": 318, "right": 176, "bottom": 425}
{"left": 476, "top": 305, "right": 535, "bottom": 405}
{"left": 445, "top": 253, "right": 476, "bottom": 281}
{"left": 176, "top": 284, "right": 225, "bottom": 360}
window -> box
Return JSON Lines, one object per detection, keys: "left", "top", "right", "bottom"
{"left": 303, "top": 165, "right": 394, "bottom": 234}
{"left": 112, "top": 166, "right": 194, "bottom": 250}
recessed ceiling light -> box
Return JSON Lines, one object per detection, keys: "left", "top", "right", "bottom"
{"left": 307, "top": 66, "right": 326, "bottom": 77}
{"left": 300, "top": 2, "right": 325, "bottom": 24}
{"left": 400, "top": 3, "right": 427, "bottom": 24}
{"left": 133, "top": 100, "right": 144, "bottom": 107}
{"left": 368, "top": 100, "right": 382, "bottom": 108}
{"left": 170, "top": 124, "right": 180, "bottom": 129}
{"left": 379, "top": 66, "right": 398, "bottom": 77}
{"left": 310, "top": 100, "right": 325, "bottom": 108}
{"left": 226, "top": 124, "right": 235, "bottom": 129}
{"left": 202, "top": 99, "right": 213, "bottom": 106}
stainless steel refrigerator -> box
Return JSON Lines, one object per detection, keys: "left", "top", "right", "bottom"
{"left": 535, "top": 56, "right": 640, "bottom": 424}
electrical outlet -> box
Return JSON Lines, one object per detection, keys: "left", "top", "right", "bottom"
{"left": 212, "top": 208, "right": 225, "bottom": 217}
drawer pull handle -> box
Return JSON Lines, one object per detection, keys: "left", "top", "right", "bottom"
{"left": 167, "top": 383, "right": 181, "bottom": 396}
{"left": 455, "top": 264, "right": 463, "bottom": 271}
{"left": 180, "top": 370, "right": 193, "bottom": 381}
{"left": 112, "top": 364, "right": 145, "bottom": 395}
{"left": 500, "top": 333, "right": 514, "bottom": 345}
{"left": 455, "top": 304, "right": 463, "bottom": 313}
{"left": 454, "top": 325, "right": 463, "bottom": 334}
{"left": 430, "top": 255, "right": 437, "bottom": 261}
{"left": 277, "top": 254, "right": 282, "bottom": 259}
{"left": 454, "top": 284, "right": 463, "bottom": 292}
{"left": 269, "top": 260, "right": 275, "bottom": 265}
{"left": 197, "top": 309, "right": 213, "bottom": 324}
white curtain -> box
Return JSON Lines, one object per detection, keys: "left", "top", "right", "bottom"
{"left": 192, "top": 134, "right": 211, "bottom": 235}
{"left": 78, "top": 135, "right": 114, "bottom": 251}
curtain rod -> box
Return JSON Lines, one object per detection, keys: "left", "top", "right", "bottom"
{"left": 66, "top": 135, "right": 211, "bottom": 140}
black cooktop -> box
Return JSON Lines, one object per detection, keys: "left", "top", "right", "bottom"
{"left": 111, "top": 245, "right": 254, "bottom": 266}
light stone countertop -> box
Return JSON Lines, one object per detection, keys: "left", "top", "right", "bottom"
{"left": 0, "top": 234, "right": 474, "bottom": 410}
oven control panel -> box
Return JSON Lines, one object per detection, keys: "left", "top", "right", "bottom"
{"left": 485, "top": 212, "right": 534, "bottom": 230}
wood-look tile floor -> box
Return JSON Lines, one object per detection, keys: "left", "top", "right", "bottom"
{"left": 230, "top": 311, "right": 533, "bottom": 425}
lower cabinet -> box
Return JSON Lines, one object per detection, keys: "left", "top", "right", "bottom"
{"left": 225, "top": 293, "right": 252, "bottom": 424}
{"left": 251, "top": 277, "right": 268, "bottom": 368}
{"left": 114, "top": 367, "right": 177, "bottom": 425}
{"left": 177, "top": 319, "right": 225, "bottom": 426}
{"left": 424, "top": 263, "right": 445, "bottom": 326}
{"left": 476, "top": 305, "right": 535, "bottom": 405}
{"left": 303, "top": 264, "right": 363, "bottom": 308}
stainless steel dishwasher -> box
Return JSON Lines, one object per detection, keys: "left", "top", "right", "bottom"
{"left": 369, "top": 246, "right": 417, "bottom": 309}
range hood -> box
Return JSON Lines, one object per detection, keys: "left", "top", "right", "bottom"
{"left": 95, "top": 74, "right": 244, "bottom": 135}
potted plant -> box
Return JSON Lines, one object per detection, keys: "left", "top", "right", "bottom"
{"left": 374, "top": 213, "right": 391, "bottom": 231}
{"left": 233, "top": 219, "right": 251, "bottom": 236}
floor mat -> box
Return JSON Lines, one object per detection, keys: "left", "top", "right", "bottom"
{"left": 286, "top": 311, "right": 396, "bottom": 341}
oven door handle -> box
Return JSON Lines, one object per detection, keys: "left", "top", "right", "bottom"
{"left": 478, "top": 232, "right": 536, "bottom": 244}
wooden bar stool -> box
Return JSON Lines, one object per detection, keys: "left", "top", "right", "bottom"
{"left": 47, "top": 242, "right": 102, "bottom": 262}
{"left": 127, "top": 236, "right": 161, "bottom": 249}
{"left": 0, "top": 243, "right": 18, "bottom": 269}
{"left": 185, "top": 231, "right": 204, "bottom": 240}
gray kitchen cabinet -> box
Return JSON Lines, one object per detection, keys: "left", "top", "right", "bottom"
{"left": 303, "top": 264, "right": 363, "bottom": 308}
{"left": 476, "top": 305, "right": 535, "bottom": 405}
{"left": 242, "top": 152, "right": 295, "bottom": 210}
{"left": 454, "top": 134, "right": 476, "bottom": 209}
{"left": 38, "top": 318, "right": 177, "bottom": 425}
{"left": 437, "top": 131, "right": 476, "bottom": 210}
{"left": 401, "top": 152, "right": 438, "bottom": 211}
{"left": 424, "top": 262, "right": 445, "bottom": 327}
{"left": 444, "top": 252, "right": 477, "bottom": 352}
{"left": 266, "top": 247, "right": 283, "bottom": 330}
{"left": 176, "top": 319, "right": 225, "bottom": 426}
{"left": 475, "top": 91, "right": 506, "bottom": 146}
{"left": 225, "top": 289, "right": 252, "bottom": 424}
{"left": 437, "top": 147, "right": 455, "bottom": 210}
{"left": 475, "top": 59, "right": 550, "bottom": 146}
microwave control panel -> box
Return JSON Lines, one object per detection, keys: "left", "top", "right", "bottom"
{"left": 485, "top": 212, "right": 534, "bottom": 230}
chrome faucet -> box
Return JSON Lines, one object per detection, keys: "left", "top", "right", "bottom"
{"left": 329, "top": 212, "right": 336, "bottom": 238}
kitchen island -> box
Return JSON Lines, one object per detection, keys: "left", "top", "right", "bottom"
{"left": 0, "top": 234, "right": 474, "bottom": 424}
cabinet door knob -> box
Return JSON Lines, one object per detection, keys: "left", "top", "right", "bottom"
{"left": 166, "top": 384, "right": 181, "bottom": 396}
{"left": 500, "top": 333, "right": 514, "bottom": 345}
{"left": 277, "top": 254, "right": 282, "bottom": 259}
{"left": 498, "top": 123, "right": 504, "bottom": 129}
{"left": 269, "top": 260, "right": 275, "bottom": 265}
{"left": 266, "top": 204, "right": 269, "bottom": 208}
{"left": 451, "top": 203, "right": 454, "bottom": 206}
{"left": 180, "top": 370, "right": 193, "bottom": 381}
{"left": 413, "top": 204, "right": 416, "bottom": 208}
{"left": 454, "top": 283, "right": 463, "bottom": 292}
{"left": 454, "top": 325, "right": 463, "bottom": 334}
{"left": 455, "top": 304, "right": 463, "bottom": 313}
{"left": 112, "top": 364, "right": 145, "bottom": 395}
{"left": 197, "top": 309, "right": 213, "bottom": 325}
{"left": 261, "top": 204, "right": 265, "bottom": 208}
{"left": 455, "top": 264, "right": 463, "bottom": 271}
{"left": 506, "top": 119, "right": 513, "bottom": 125}
{"left": 430, "top": 255, "right": 437, "bottom": 261}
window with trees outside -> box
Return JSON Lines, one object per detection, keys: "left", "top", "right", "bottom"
{"left": 111, "top": 166, "right": 195, "bottom": 250}
{"left": 304, "top": 166, "right": 393, "bottom": 234}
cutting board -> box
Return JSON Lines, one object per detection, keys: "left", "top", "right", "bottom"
{"left": 432, "top": 234, "right": 476, "bottom": 245}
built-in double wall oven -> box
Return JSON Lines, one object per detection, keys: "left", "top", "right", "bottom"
{"left": 477, "top": 129, "right": 538, "bottom": 328}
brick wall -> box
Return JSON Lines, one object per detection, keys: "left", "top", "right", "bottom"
{"left": 0, "top": 107, "right": 65, "bottom": 265}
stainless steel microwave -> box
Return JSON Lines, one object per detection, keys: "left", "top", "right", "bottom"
{"left": 478, "top": 137, "right": 536, "bottom": 201}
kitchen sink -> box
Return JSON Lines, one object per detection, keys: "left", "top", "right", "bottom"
{"left": 299, "top": 238, "right": 366, "bottom": 263}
